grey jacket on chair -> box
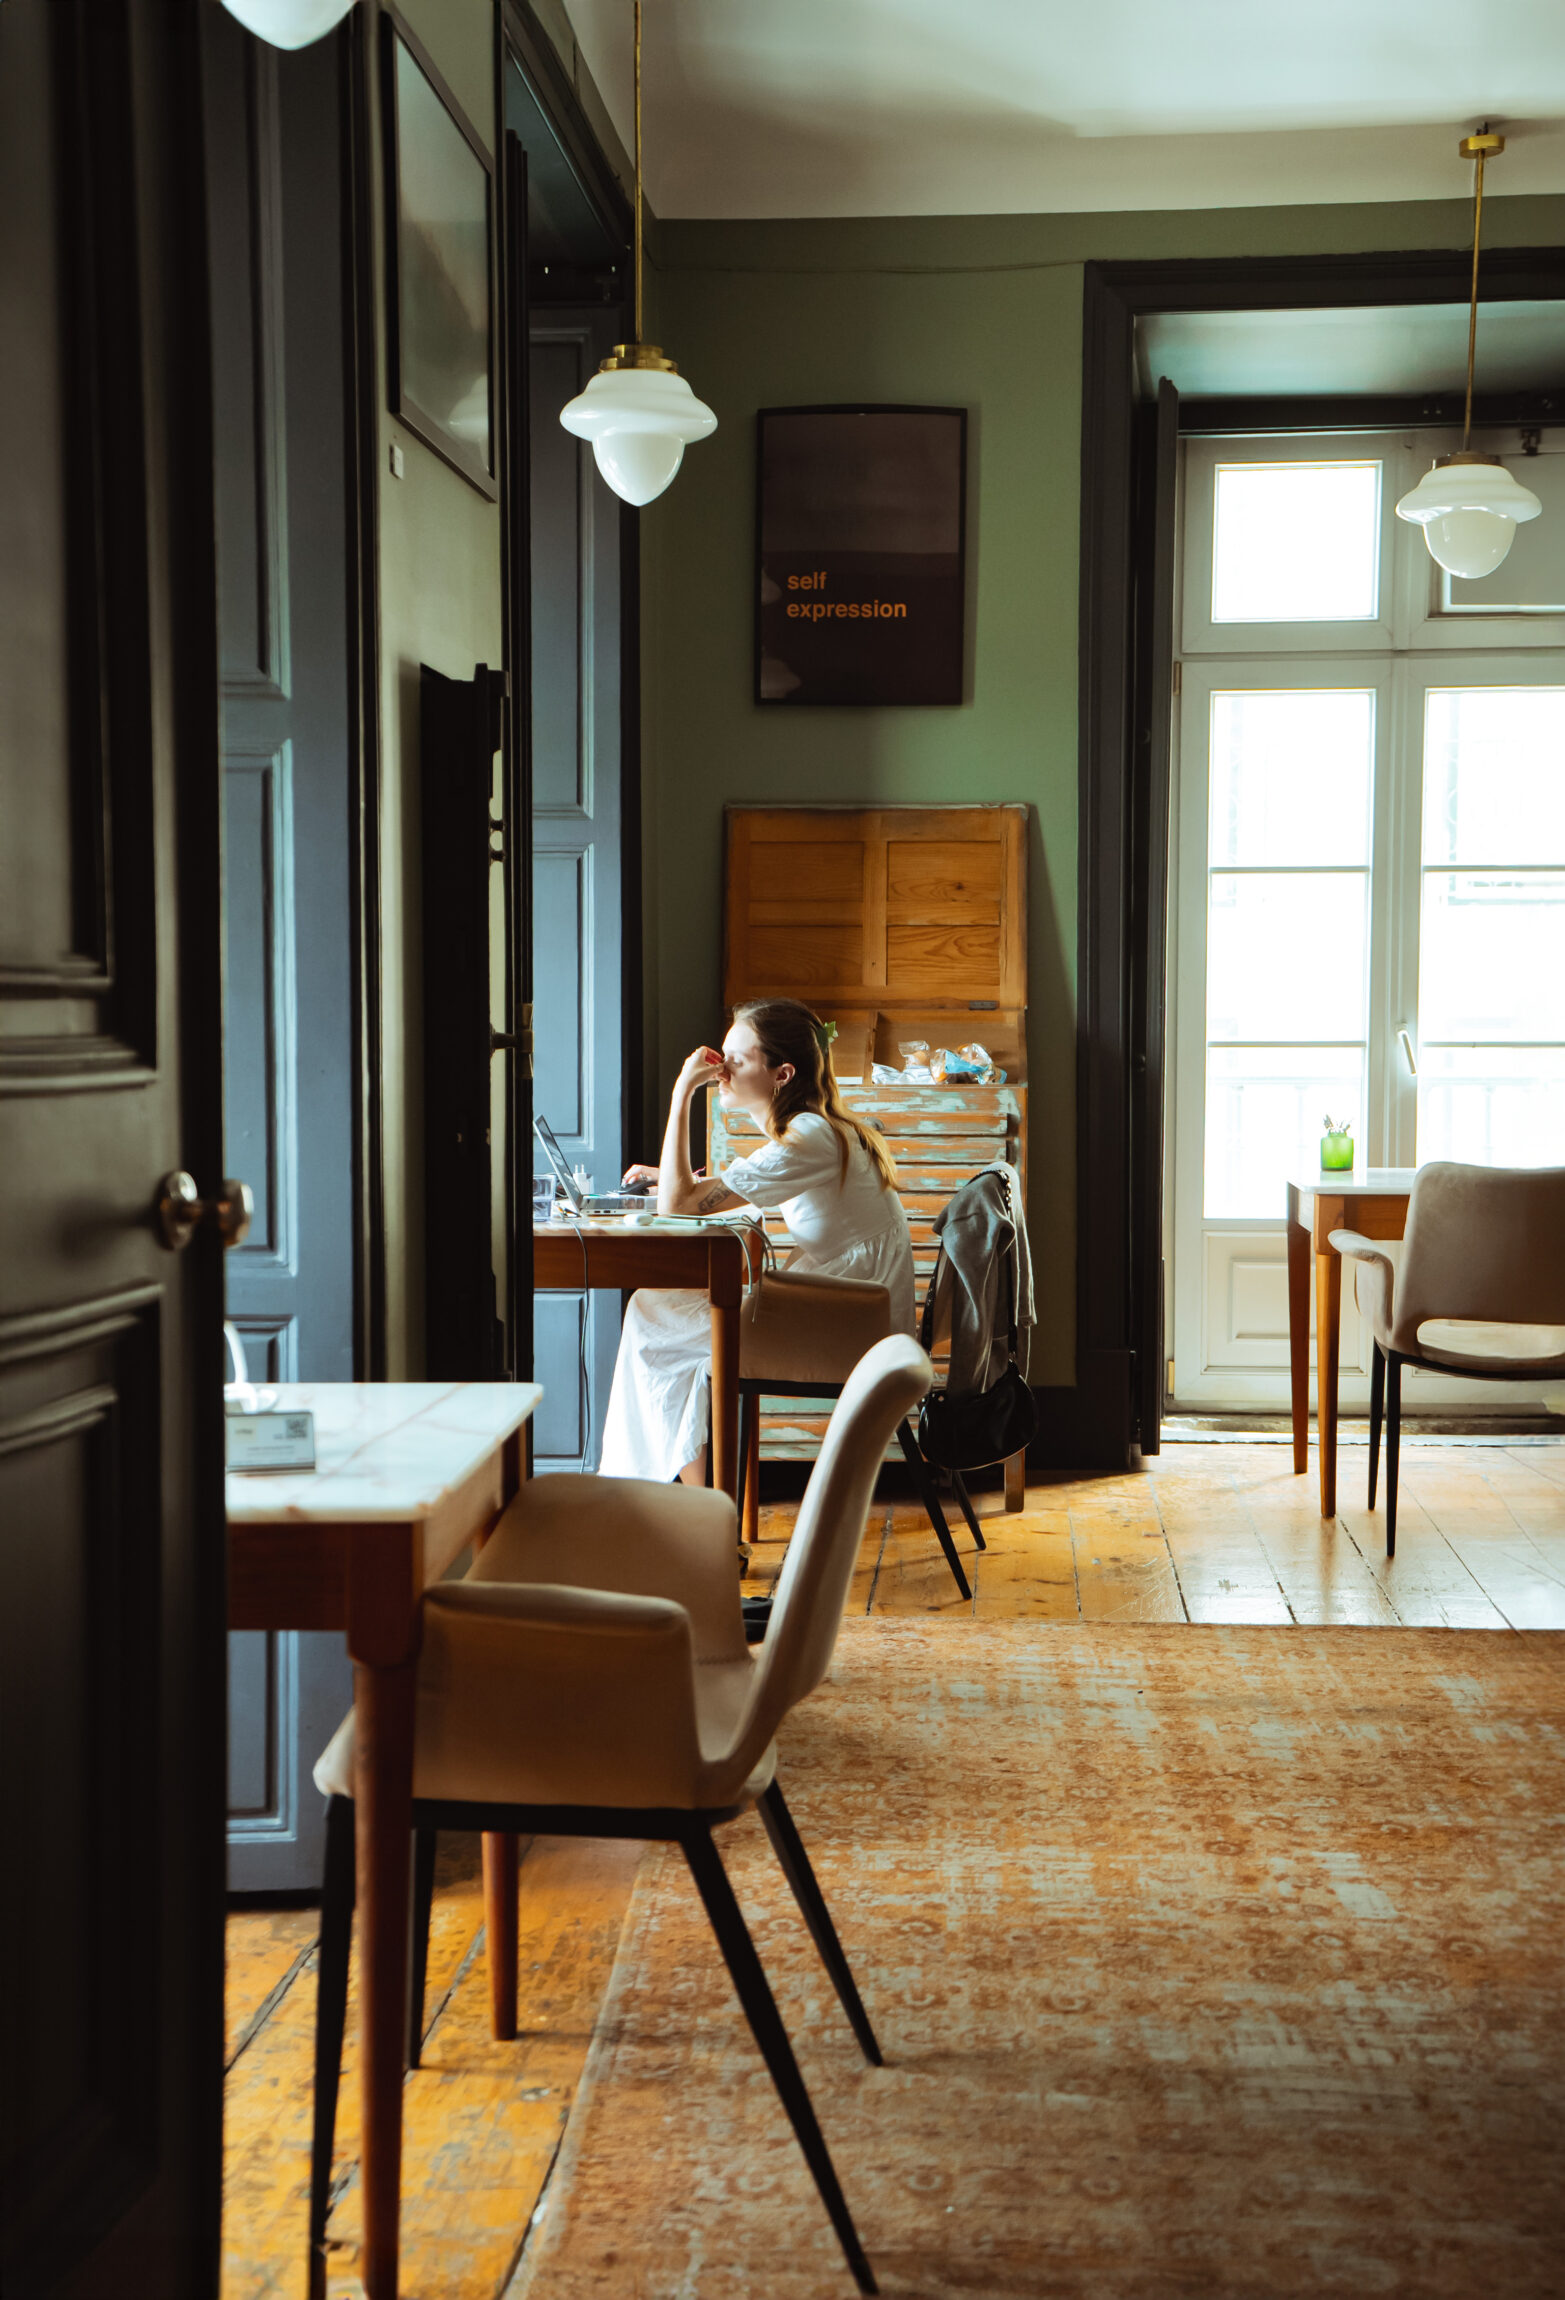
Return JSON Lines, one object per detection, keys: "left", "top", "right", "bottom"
{"left": 921, "top": 1163, "right": 1035, "bottom": 1396}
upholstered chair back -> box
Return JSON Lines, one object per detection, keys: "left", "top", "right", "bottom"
{"left": 1391, "top": 1162, "right": 1565, "bottom": 1354}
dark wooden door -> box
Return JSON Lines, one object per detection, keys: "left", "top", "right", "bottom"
{"left": 203, "top": 8, "right": 355, "bottom": 1893}
{"left": 0, "top": 4, "right": 227, "bottom": 2293}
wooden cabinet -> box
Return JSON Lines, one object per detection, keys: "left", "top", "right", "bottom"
{"left": 715, "top": 804, "right": 1030, "bottom": 1481}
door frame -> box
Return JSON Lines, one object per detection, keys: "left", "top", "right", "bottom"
{"left": 1075, "top": 243, "right": 1565, "bottom": 1468}
{"left": 497, "top": 5, "right": 635, "bottom": 1384}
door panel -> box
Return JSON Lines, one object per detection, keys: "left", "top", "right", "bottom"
{"left": 531, "top": 318, "right": 624, "bottom": 1468}
{"left": 203, "top": 11, "right": 356, "bottom": 1889}
{"left": 1, "top": 4, "right": 226, "bottom": 2290}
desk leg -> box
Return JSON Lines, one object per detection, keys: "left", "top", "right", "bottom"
{"left": 1287, "top": 1212, "right": 1311, "bottom": 1477}
{"left": 710, "top": 1252, "right": 741, "bottom": 1503}
{"left": 353, "top": 1656, "right": 417, "bottom": 2300}
{"left": 1315, "top": 1249, "right": 1342, "bottom": 1520}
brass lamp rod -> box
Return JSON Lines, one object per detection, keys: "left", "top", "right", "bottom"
{"left": 633, "top": 0, "right": 643, "bottom": 344}
{"left": 1459, "top": 126, "right": 1504, "bottom": 453}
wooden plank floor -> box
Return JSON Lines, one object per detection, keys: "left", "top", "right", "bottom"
{"left": 222, "top": 1437, "right": 1565, "bottom": 2297}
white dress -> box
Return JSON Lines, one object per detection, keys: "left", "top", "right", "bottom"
{"left": 597, "top": 1112, "right": 915, "bottom": 1481}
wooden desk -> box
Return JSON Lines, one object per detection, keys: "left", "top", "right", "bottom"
{"left": 1287, "top": 1171, "right": 1413, "bottom": 1519}
{"left": 532, "top": 1217, "right": 760, "bottom": 1499}
{"left": 227, "top": 1382, "right": 541, "bottom": 2300}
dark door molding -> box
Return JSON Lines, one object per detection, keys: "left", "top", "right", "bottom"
{"left": 342, "top": 1, "right": 386, "bottom": 1377}
{"left": 1071, "top": 243, "right": 1565, "bottom": 1471}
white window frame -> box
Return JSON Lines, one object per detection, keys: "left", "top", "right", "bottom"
{"left": 1168, "top": 427, "right": 1565, "bottom": 1414}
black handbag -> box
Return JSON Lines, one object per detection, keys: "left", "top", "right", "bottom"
{"left": 917, "top": 1358, "right": 1038, "bottom": 1470}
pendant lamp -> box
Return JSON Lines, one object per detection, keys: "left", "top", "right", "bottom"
{"left": 219, "top": 0, "right": 355, "bottom": 48}
{"left": 1395, "top": 130, "right": 1542, "bottom": 579}
{"left": 560, "top": 0, "right": 716, "bottom": 505}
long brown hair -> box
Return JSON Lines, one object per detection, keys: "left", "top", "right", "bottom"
{"left": 732, "top": 999, "right": 898, "bottom": 1190}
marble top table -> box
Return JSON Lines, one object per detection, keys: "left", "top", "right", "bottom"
{"left": 1286, "top": 1171, "right": 1415, "bottom": 1519}
{"left": 228, "top": 1381, "right": 541, "bottom": 2300}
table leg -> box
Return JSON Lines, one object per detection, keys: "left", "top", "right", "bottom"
{"left": 1287, "top": 1212, "right": 1311, "bottom": 1477}
{"left": 709, "top": 1246, "right": 741, "bottom": 1503}
{"left": 1315, "top": 1248, "right": 1342, "bottom": 1520}
{"left": 482, "top": 1833, "right": 519, "bottom": 2040}
{"left": 1004, "top": 1450, "right": 1026, "bottom": 1512}
{"left": 353, "top": 1656, "right": 417, "bottom": 2300}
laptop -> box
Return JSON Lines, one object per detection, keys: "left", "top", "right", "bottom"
{"left": 534, "top": 1112, "right": 651, "bottom": 1217}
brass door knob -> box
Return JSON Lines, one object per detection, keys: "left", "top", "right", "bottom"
{"left": 156, "top": 1171, "right": 254, "bottom": 1252}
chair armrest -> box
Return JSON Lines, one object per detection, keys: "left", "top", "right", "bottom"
{"left": 1327, "top": 1229, "right": 1396, "bottom": 1350}
{"left": 1327, "top": 1227, "right": 1394, "bottom": 1274}
{"left": 469, "top": 1477, "right": 745, "bottom": 1663}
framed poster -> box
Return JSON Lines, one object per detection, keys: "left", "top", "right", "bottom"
{"left": 381, "top": 11, "right": 496, "bottom": 497}
{"left": 755, "top": 404, "right": 967, "bottom": 705}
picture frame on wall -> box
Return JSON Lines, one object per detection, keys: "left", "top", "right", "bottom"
{"left": 755, "top": 404, "right": 967, "bottom": 706}
{"left": 380, "top": 11, "right": 496, "bottom": 498}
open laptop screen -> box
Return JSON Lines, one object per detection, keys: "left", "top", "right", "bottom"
{"left": 533, "top": 1112, "right": 582, "bottom": 1208}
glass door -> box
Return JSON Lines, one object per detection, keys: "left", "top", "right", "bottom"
{"left": 1168, "top": 429, "right": 1565, "bottom": 1414}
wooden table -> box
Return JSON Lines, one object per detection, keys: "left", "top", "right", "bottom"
{"left": 227, "top": 1382, "right": 541, "bottom": 2300}
{"left": 533, "top": 1217, "right": 761, "bottom": 1499}
{"left": 1287, "top": 1171, "right": 1414, "bottom": 1519}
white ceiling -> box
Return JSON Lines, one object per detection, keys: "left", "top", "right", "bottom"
{"left": 1137, "top": 300, "right": 1565, "bottom": 398}
{"left": 562, "top": 0, "right": 1565, "bottom": 218}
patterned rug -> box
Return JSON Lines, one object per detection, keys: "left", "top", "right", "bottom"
{"left": 508, "top": 1621, "right": 1565, "bottom": 2298}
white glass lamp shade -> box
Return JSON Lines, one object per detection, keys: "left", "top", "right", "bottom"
{"left": 560, "top": 368, "right": 717, "bottom": 507}
{"left": 218, "top": 0, "right": 355, "bottom": 48}
{"left": 1395, "top": 457, "right": 1543, "bottom": 580}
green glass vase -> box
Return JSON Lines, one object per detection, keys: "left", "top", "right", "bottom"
{"left": 1320, "top": 1131, "right": 1354, "bottom": 1173}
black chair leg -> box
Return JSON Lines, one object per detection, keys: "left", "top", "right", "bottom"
{"left": 737, "top": 1388, "right": 756, "bottom": 1525}
{"left": 950, "top": 1470, "right": 986, "bottom": 1551}
{"left": 1368, "top": 1342, "right": 1384, "bottom": 1512}
{"left": 309, "top": 1795, "right": 355, "bottom": 2300}
{"left": 893, "top": 1421, "right": 971, "bottom": 1600}
{"left": 408, "top": 1824, "right": 437, "bottom": 2068}
{"left": 1385, "top": 1353, "right": 1401, "bottom": 1559}
{"left": 758, "top": 1782, "right": 882, "bottom": 2067}
{"left": 681, "top": 1828, "right": 878, "bottom": 2297}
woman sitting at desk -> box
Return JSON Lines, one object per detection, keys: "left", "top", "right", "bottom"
{"left": 599, "top": 998, "right": 914, "bottom": 1484}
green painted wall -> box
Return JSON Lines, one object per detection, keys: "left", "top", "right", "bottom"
{"left": 639, "top": 192, "right": 1564, "bottom": 1383}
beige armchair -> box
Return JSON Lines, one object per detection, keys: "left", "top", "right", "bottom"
{"left": 737, "top": 1267, "right": 982, "bottom": 1597}
{"left": 1330, "top": 1161, "right": 1565, "bottom": 1554}
{"left": 308, "top": 1333, "right": 934, "bottom": 2298}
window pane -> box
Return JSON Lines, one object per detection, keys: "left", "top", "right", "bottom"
{"left": 1207, "top": 872, "right": 1368, "bottom": 1043}
{"left": 1422, "top": 687, "right": 1565, "bottom": 866}
{"left": 1211, "top": 462, "right": 1381, "bottom": 623}
{"left": 1205, "top": 1047, "right": 1364, "bottom": 1218}
{"left": 1419, "top": 872, "right": 1565, "bottom": 1042}
{"left": 1209, "top": 689, "right": 1374, "bottom": 867}
{"left": 1418, "top": 1047, "right": 1565, "bottom": 1168}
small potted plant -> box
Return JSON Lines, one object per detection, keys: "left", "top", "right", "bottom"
{"left": 1320, "top": 1114, "right": 1354, "bottom": 1172}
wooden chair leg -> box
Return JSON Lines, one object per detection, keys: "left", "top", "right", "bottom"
{"left": 1368, "top": 1342, "right": 1384, "bottom": 1512}
{"left": 309, "top": 1796, "right": 355, "bottom": 2300}
{"left": 1004, "top": 1448, "right": 1026, "bottom": 1511}
{"left": 757, "top": 1782, "right": 881, "bottom": 2066}
{"left": 681, "top": 1828, "right": 878, "bottom": 2296}
{"left": 482, "top": 1831, "right": 519, "bottom": 2041}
